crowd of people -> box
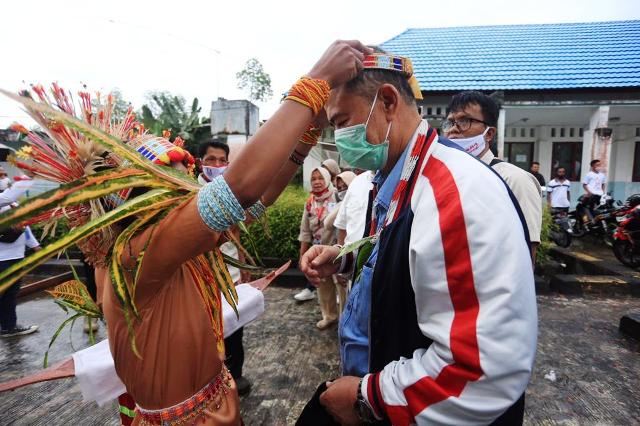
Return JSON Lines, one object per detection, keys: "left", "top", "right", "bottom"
{"left": 0, "top": 38, "right": 610, "bottom": 426}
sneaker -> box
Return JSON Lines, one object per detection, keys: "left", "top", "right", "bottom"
{"left": 294, "top": 288, "right": 316, "bottom": 302}
{"left": 235, "top": 376, "right": 252, "bottom": 396}
{"left": 83, "top": 317, "right": 99, "bottom": 334}
{"left": 0, "top": 325, "right": 39, "bottom": 337}
{"left": 316, "top": 318, "right": 337, "bottom": 330}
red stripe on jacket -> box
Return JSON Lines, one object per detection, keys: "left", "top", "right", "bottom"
{"left": 376, "top": 154, "right": 484, "bottom": 425}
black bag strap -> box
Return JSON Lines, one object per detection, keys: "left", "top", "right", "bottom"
{"left": 490, "top": 158, "right": 503, "bottom": 167}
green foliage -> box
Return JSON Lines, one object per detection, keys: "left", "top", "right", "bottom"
{"left": 241, "top": 185, "right": 307, "bottom": 260}
{"left": 139, "top": 91, "right": 208, "bottom": 153}
{"left": 110, "top": 89, "right": 131, "bottom": 122}
{"left": 236, "top": 58, "right": 273, "bottom": 102}
{"left": 536, "top": 206, "right": 554, "bottom": 267}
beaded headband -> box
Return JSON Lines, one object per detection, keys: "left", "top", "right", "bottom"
{"left": 362, "top": 54, "right": 423, "bottom": 100}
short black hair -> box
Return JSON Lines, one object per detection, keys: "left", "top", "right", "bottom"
{"left": 198, "top": 139, "right": 229, "bottom": 160}
{"left": 447, "top": 91, "right": 500, "bottom": 127}
{"left": 343, "top": 46, "right": 416, "bottom": 106}
{"left": 532, "top": 161, "right": 540, "bottom": 166}
{"left": 590, "top": 159, "right": 600, "bottom": 167}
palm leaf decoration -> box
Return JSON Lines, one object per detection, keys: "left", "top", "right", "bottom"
{"left": 0, "top": 84, "right": 241, "bottom": 358}
{"left": 44, "top": 278, "right": 103, "bottom": 368}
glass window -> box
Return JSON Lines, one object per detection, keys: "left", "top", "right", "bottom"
{"left": 530, "top": 128, "right": 535, "bottom": 138}
{"left": 511, "top": 128, "right": 517, "bottom": 137}
{"left": 636, "top": 127, "right": 640, "bottom": 137}
{"left": 427, "top": 107, "right": 432, "bottom": 115}
{"left": 552, "top": 142, "right": 583, "bottom": 181}
{"left": 579, "top": 128, "right": 584, "bottom": 137}
{"left": 570, "top": 128, "right": 575, "bottom": 137}
{"left": 560, "top": 128, "right": 566, "bottom": 137}
{"left": 436, "top": 107, "right": 442, "bottom": 115}
{"left": 505, "top": 142, "right": 534, "bottom": 171}
{"left": 520, "top": 128, "right": 526, "bottom": 137}
{"left": 551, "top": 128, "right": 556, "bottom": 137}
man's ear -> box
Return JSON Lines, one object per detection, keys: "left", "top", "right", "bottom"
{"left": 485, "top": 127, "right": 497, "bottom": 144}
{"left": 379, "top": 84, "right": 400, "bottom": 119}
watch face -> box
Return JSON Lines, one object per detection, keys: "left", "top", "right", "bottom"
{"left": 356, "top": 399, "right": 375, "bottom": 422}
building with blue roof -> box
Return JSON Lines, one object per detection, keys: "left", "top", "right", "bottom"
{"left": 379, "top": 20, "right": 640, "bottom": 202}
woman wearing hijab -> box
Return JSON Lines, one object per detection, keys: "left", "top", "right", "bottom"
{"left": 297, "top": 166, "right": 341, "bottom": 329}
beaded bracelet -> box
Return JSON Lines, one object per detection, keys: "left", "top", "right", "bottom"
{"left": 289, "top": 153, "right": 305, "bottom": 166}
{"left": 300, "top": 126, "right": 322, "bottom": 146}
{"left": 285, "top": 76, "right": 331, "bottom": 116}
{"left": 197, "top": 176, "right": 246, "bottom": 232}
{"left": 247, "top": 201, "right": 266, "bottom": 220}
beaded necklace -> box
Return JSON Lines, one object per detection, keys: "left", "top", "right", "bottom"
{"left": 369, "top": 120, "right": 437, "bottom": 236}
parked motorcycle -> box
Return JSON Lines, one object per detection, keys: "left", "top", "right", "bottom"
{"left": 611, "top": 194, "right": 640, "bottom": 268}
{"left": 549, "top": 208, "right": 573, "bottom": 248}
{"left": 569, "top": 193, "right": 620, "bottom": 245}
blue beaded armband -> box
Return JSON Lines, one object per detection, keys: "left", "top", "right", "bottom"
{"left": 247, "top": 201, "right": 266, "bottom": 220}
{"left": 197, "top": 176, "right": 246, "bottom": 232}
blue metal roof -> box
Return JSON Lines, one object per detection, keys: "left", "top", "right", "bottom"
{"left": 380, "top": 20, "right": 640, "bottom": 91}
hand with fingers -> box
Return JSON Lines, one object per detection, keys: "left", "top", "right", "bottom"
{"left": 299, "top": 245, "right": 342, "bottom": 286}
{"left": 308, "top": 40, "right": 372, "bottom": 88}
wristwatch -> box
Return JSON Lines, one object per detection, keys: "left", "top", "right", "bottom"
{"left": 354, "top": 378, "right": 377, "bottom": 423}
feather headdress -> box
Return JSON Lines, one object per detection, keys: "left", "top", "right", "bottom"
{"left": 0, "top": 85, "right": 234, "bottom": 356}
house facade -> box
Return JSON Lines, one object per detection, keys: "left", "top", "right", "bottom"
{"left": 306, "top": 20, "right": 640, "bottom": 204}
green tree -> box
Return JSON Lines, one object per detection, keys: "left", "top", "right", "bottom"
{"left": 90, "top": 88, "right": 131, "bottom": 122}
{"left": 236, "top": 58, "right": 273, "bottom": 102}
{"left": 139, "top": 91, "right": 207, "bottom": 153}
{"left": 109, "top": 89, "right": 131, "bottom": 122}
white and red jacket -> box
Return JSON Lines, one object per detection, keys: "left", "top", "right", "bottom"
{"left": 361, "top": 124, "right": 538, "bottom": 425}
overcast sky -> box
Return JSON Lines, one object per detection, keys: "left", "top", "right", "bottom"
{"left": 1, "top": 0, "right": 639, "bottom": 128}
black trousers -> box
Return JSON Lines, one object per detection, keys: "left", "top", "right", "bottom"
{"left": 80, "top": 253, "right": 97, "bottom": 301}
{"left": 224, "top": 327, "right": 245, "bottom": 379}
{"left": 0, "top": 259, "right": 21, "bottom": 331}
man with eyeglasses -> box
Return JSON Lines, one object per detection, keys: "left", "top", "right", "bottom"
{"left": 443, "top": 91, "right": 542, "bottom": 261}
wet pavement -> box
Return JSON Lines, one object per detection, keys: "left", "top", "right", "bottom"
{"left": 0, "top": 287, "right": 638, "bottom": 425}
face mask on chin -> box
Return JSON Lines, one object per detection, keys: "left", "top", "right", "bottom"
{"left": 337, "top": 190, "right": 347, "bottom": 201}
{"left": 202, "top": 165, "right": 227, "bottom": 181}
{"left": 449, "top": 127, "right": 490, "bottom": 157}
{"left": 334, "top": 91, "right": 392, "bottom": 171}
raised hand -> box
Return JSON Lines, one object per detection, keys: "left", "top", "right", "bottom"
{"left": 308, "top": 40, "right": 372, "bottom": 88}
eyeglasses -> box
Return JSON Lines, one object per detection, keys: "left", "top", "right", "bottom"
{"left": 442, "top": 117, "right": 490, "bottom": 133}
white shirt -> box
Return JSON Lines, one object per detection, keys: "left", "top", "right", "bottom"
{"left": 0, "top": 179, "right": 39, "bottom": 260}
{"left": 480, "top": 151, "right": 543, "bottom": 243}
{"left": 582, "top": 171, "right": 606, "bottom": 196}
{"left": 334, "top": 171, "right": 374, "bottom": 245}
{"left": 0, "top": 177, "right": 10, "bottom": 191}
{"left": 0, "top": 179, "right": 32, "bottom": 206}
{"left": 0, "top": 209, "right": 40, "bottom": 261}
{"left": 547, "top": 178, "right": 571, "bottom": 208}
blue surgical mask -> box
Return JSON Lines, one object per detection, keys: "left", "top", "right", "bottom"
{"left": 334, "top": 91, "right": 392, "bottom": 171}
{"left": 202, "top": 165, "right": 227, "bottom": 181}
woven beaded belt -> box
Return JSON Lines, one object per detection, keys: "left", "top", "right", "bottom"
{"left": 136, "top": 367, "right": 233, "bottom": 425}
